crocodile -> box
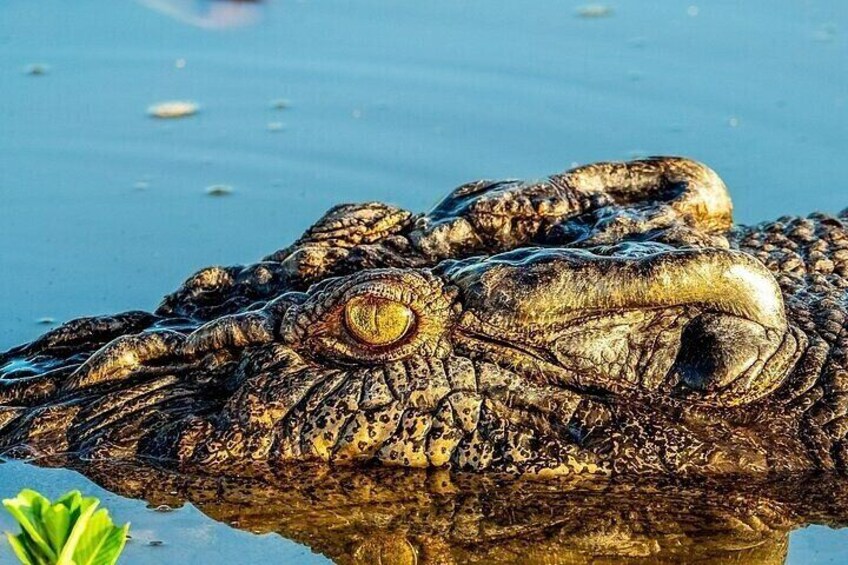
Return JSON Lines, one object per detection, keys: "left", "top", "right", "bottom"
{"left": 48, "top": 458, "right": 848, "bottom": 565}
{"left": 1, "top": 156, "right": 847, "bottom": 477}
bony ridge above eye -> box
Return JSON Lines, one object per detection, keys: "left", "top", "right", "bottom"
{"left": 343, "top": 295, "right": 416, "bottom": 347}
{"left": 283, "top": 269, "right": 458, "bottom": 365}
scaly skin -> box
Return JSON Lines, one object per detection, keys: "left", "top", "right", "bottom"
{"left": 1, "top": 156, "right": 846, "bottom": 477}
{"left": 48, "top": 458, "right": 848, "bottom": 565}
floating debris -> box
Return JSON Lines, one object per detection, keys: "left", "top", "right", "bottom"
{"left": 175, "top": 58, "right": 187, "bottom": 69}
{"left": 205, "top": 184, "right": 234, "bottom": 197}
{"left": 266, "top": 121, "right": 285, "bottom": 132}
{"left": 133, "top": 181, "right": 150, "bottom": 190}
{"left": 352, "top": 109, "right": 363, "bottom": 119}
{"left": 35, "top": 317, "right": 56, "bottom": 325}
{"left": 147, "top": 540, "right": 164, "bottom": 547}
{"left": 270, "top": 98, "right": 291, "bottom": 110}
{"left": 687, "top": 5, "right": 700, "bottom": 17}
{"left": 147, "top": 100, "right": 199, "bottom": 119}
{"left": 152, "top": 504, "right": 174, "bottom": 513}
{"left": 627, "top": 70, "right": 644, "bottom": 82}
{"left": 576, "top": 4, "right": 613, "bottom": 18}
{"left": 728, "top": 116, "right": 740, "bottom": 128}
{"left": 24, "top": 63, "right": 50, "bottom": 76}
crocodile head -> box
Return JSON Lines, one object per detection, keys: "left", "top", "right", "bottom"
{"left": 2, "top": 157, "right": 846, "bottom": 476}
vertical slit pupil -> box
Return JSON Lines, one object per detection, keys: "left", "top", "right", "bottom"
{"left": 344, "top": 296, "right": 415, "bottom": 346}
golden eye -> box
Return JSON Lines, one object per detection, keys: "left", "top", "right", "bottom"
{"left": 344, "top": 295, "right": 415, "bottom": 347}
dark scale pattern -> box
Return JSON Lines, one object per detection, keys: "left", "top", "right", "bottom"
{"left": 733, "top": 214, "right": 848, "bottom": 469}
{"left": 1, "top": 156, "right": 847, "bottom": 478}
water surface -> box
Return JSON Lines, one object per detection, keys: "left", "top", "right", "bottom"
{"left": 1, "top": 1, "right": 847, "bottom": 563}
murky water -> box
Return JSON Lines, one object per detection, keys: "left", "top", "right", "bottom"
{"left": 0, "top": 1, "right": 846, "bottom": 563}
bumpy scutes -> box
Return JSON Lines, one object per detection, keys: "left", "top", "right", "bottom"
{"left": 1, "top": 157, "right": 847, "bottom": 477}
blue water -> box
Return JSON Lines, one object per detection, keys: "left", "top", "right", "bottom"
{"left": 0, "top": 1, "right": 846, "bottom": 563}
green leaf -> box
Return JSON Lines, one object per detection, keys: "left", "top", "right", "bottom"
{"left": 55, "top": 496, "right": 100, "bottom": 565}
{"left": 3, "top": 489, "right": 129, "bottom": 565}
{"left": 6, "top": 533, "right": 36, "bottom": 565}
{"left": 3, "top": 490, "right": 58, "bottom": 563}
{"left": 70, "top": 508, "right": 129, "bottom": 565}
{"left": 6, "top": 530, "right": 54, "bottom": 565}
{"left": 54, "top": 492, "right": 82, "bottom": 520}
{"left": 39, "top": 503, "right": 71, "bottom": 555}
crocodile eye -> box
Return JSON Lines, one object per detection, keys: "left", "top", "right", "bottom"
{"left": 344, "top": 295, "right": 415, "bottom": 347}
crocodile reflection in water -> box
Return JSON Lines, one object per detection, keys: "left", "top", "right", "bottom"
{"left": 1, "top": 157, "right": 847, "bottom": 477}
{"left": 51, "top": 457, "right": 848, "bottom": 565}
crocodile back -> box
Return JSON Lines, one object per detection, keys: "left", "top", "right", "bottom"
{"left": 733, "top": 211, "right": 848, "bottom": 468}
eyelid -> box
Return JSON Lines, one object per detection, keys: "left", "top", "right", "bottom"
{"left": 339, "top": 282, "right": 417, "bottom": 307}
{"left": 284, "top": 270, "right": 456, "bottom": 364}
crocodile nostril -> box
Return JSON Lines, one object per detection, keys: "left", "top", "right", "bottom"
{"left": 673, "top": 314, "right": 764, "bottom": 394}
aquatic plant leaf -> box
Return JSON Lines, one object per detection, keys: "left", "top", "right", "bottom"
{"left": 54, "top": 491, "right": 83, "bottom": 521}
{"left": 55, "top": 496, "right": 99, "bottom": 565}
{"left": 40, "top": 502, "right": 71, "bottom": 555}
{"left": 3, "top": 490, "right": 58, "bottom": 562}
{"left": 6, "top": 533, "right": 38, "bottom": 565}
{"left": 3, "top": 489, "right": 129, "bottom": 565}
{"left": 70, "top": 508, "right": 130, "bottom": 565}
{"left": 5, "top": 528, "right": 55, "bottom": 565}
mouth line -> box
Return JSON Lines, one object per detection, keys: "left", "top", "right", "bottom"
{"left": 452, "top": 327, "right": 614, "bottom": 401}
{"left": 450, "top": 326, "right": 703, "bottom": 418}
{"left": 455, "top": 326, "right": 560, "bottom": 365}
